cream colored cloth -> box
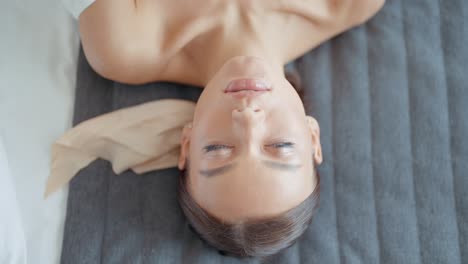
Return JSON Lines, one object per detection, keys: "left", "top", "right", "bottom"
{"left": 45, "top": 99, "right": 195, "bottom": 197}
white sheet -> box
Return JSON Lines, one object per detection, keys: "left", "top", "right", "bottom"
{"left": 0, "top": 0, "right": 79, "bottom": 263}
{"left": 0, "top": 139, "right": 26, "bottom": 264}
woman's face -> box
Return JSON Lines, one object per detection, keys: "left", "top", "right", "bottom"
{"left": 178, "top": 56, "right": 322, "bottom": 222}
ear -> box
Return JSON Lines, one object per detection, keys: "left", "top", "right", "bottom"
{"left": 178, "top": 122, "right": 192, "bottom": 170}
{"left": 306, "top": 116, "right": 323, "bottom": 165}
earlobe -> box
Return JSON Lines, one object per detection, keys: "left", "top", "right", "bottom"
{"left": 178, "top": 123, "right": 192, "bottom": 170}
{"left": 306, "top": 116, "right": 323, "bottom": 165}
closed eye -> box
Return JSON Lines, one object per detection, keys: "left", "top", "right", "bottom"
{"left": 203, "top": 144, "right": 232, "bottom": 153}
{"left": 203, "top": 142, "right": 294, "bottom": 154}
{"left": 266, "top": 141, "right": 296, "bottom": 156}
{"left": 267, "top": 142, "right": 295, "bottom": 148}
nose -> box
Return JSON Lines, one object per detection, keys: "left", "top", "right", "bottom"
{"left": 232, "top": 106, "right": 264, "bottom": 124}
{"left": 232, "top": 106, "right": 265, "bottom": 145}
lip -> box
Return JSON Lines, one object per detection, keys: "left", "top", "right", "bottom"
{"left": 224, "top": 78, "right": 272, "bottom": 93}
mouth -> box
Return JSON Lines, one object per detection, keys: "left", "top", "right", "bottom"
{"left": 224, "top": 78, "right": 272, "bottom": 93}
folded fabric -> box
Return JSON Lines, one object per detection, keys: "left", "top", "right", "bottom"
{"left": 45, "top": 99, "right": 195, "bottom": 197}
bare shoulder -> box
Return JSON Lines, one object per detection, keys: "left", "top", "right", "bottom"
{"left": 79, "top": 0, "right": 165, "bottom": 84}
{"left": 277, "top": 0, "right": 385, "bottom": 62}
{"left": 299, "top": 0, "right": 385, "bottom": 24}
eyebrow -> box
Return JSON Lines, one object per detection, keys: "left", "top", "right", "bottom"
{"left": 199, "top": 163, "right": 237, "bottom": 177}
{"left": 199, "top": 160, "right": 302, "bottom": 177}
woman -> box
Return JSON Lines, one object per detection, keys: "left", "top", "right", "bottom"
{"left": 56, "top": 0, "right": 384, "bottom": 257}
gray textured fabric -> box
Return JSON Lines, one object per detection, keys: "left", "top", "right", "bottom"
{"left": 61, "top": 0, "right": 468, "bottom": 263}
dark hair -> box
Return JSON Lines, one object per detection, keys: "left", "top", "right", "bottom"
{"left": 177, "top": 167, "right": 320, "bottom": 258}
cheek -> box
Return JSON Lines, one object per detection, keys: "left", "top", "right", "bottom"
{"left": 276, "top": 94, "right": 306, "bottom": 125}
{"left": 281, "top": 88, "right": 304, "bottom": 110}
{"left": 193, "top": 107, "right": 232, "bottom": 139}
{"left": 267, "top": 108, "right": 307, "bottom": 133}
{"left": 193, "top": 89, "right": 230, "bottom": 125}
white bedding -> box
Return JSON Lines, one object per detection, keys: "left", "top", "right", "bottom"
{"left": 0, "top": 139, "right": 26, "bottom": 264}
{"left": 0, "top": 0, "right": 79, "bottom": 263}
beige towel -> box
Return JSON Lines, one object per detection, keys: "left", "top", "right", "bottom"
{"left": 45, "top": 99, "right": 195, "bottom": 197}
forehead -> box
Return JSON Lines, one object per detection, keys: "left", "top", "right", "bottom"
{"left": 188, "top": 158, "right": 315, "bottom": 221}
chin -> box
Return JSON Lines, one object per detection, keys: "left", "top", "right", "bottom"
{"left": 220, "top": 56, "right": 270, "bottom": 80}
